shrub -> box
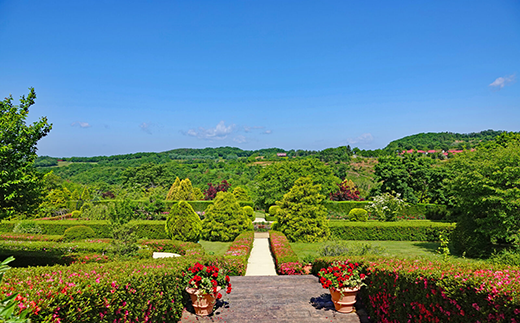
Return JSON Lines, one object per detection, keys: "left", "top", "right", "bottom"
{"left": 232, "top": 187, "right": 251, "bottom": 202}
{"left": 139, "top": 239, "right": 204, "bottom": 256}
{"left": 201, "top": 192, "right": 253, "bottom": 242}
{"left": 488, "top": 249, "right": 520, "bottom": 266}
{"left": 449, "top": 216, "right": 492, "bottom": 258}
{"left": 329, "top": 220, "right": 454, "bottom": 241}
{"left": 269, "top": 231, "right": 303, "bottom": 275}
{"left": 268, "top": 205, "right": 280, "bottom": 216}
{"left": 348, "top": 208, "right": 368, "bottom": 222}
{"left": 70, "top": 210, "right": 81, "bottom": 218}
{"left": 221, "top": 231, "right": 255, "bottom": 275}
{"left": 165, "top": 201, "right": 202, "bottom": 242}
{"left": 365, "top": 193, "right": 408, "bottom": 221}
{"left": 243, "top": 206, "right": 255, "bottom": 220}
{"left": 329, "top": 179, "right": 364, "bottom": 201}
{"left": 12, "top": 221, "right": 42, "bottom": 235}
{"left": 274, "top": 177, "right": 330, "bottom": 242}
{"left": 204, "top": 180, "right": 231, "bottom": 200}
{"left": 62, "top": 225, "right": 96, "bottom": 242}
{"left": 166, "top": 177, "right": 197, "bottom": 201}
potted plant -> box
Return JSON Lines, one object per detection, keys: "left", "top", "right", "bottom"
{"left": 183, "top": 262, "right": 232, "bottom": 316}
{"left": 317, "top": 261, "right": 366, "bottom": 313}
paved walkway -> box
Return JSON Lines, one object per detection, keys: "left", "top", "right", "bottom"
{"left": 245, "top": 232, "right": 277, "bottom": 276}
{"left": 179, "top": 232, "right": 370, "bottom": 323}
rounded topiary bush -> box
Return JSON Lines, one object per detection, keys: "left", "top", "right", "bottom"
{"left": 348, "top": 208, "right": 368, "bottom": 222}
{"left": 268, "top": 205, "right": 280, "bottom": 216}
{"left": 13, "top": 221, "right": 43, "bottom": 235}
{"left": 165, "top": 201, "right": 202, "bottom": 242}
{"left": 243, "top": 206, "right": 255, "bottom": 220}
{"left": 202, "top": 192, "right": 253, "bottom": 242}
{"left": 62, "top": 225, "right": 96, "bottom": 241}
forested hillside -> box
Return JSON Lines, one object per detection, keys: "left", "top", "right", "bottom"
{"left": 384, "top": 129, "right": 507, "bottom": 152}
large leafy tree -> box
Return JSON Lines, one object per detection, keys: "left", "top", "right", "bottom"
{"left": 255, "top": 158, "right": 340, "bottom": 210}
{"left": 448, "top": 134, "right": 520, "bottom": 257}
{"left": 0, "top": 88, "right": 52, "bottom": 219}
{"left": 374, "top": 154, "right": 449, "bottom": 204}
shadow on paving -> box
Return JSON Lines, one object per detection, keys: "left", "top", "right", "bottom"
{"left": 179, "top": 275, "right": 371, "bottom": 323}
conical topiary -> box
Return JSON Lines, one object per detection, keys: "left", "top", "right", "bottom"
{"left": 202, "top": 192, "right": 253, "bottom": 241}
{"left": 165, "top": 201, "right": 202, "bottom": 242}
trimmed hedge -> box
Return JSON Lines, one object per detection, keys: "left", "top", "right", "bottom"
{"left": 139, "top": 240, "right": 204, "bottom": 256}
{"left": 1, "top": 255, "right": 236, "bottom": 322}
{"left": 329, "top": 220, "right": 455, "bottom": 241}
{"left": 313, "top": 256, "right": 520, "bottom": 323}
{"left": 0, "top": 233, "right": 62, "bottom": 242}
{"left": 269, "top": 231, "right": 303, "bottom": 275}
{"left": 324, "top": 201, "right": 448, "bottom": 220}
{"left": 65, "top": 199, "right": 255, "bottom": 213}
{"left": 222, "top": 231, "right": 255, "bottom": 276}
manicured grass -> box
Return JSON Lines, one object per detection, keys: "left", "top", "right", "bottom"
{"left": 198, "top": 240, "right": 232, "bottom": 256}
{"left": 254, "top": 211, "right": 265, "bottom": 219}
{"left": 290, "top": 240, "right": 443, "bottom": 261}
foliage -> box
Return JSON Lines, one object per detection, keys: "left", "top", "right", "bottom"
{"left": 447, "top": 139, "right": 520, "bottom": 257}
{"left": 318, "top": 241, "right": 385, "bottom": 257}
{"left": 274, "top": 177, "right": 330, "bottom": 242}
{"left": 269, "top": 231, "right": 303, "bottom": 275}
{"left": 203, "top": 180, "right": 231, "bottom": 200}
{"left": 316, "top": 146, "right": 352, "bottom": 163}
{"left": 329, "top": 220, "right": 455, "bottom": 241}
{"left": 201, "top": 192, "right": 252, "bottom": 242}
{"left": 139, "top": 239, "right": 204, "bottom": 256}
{"left": 165, "top": 201, "right": 202, "bottom": 242}
{"left": 437, "top": 230, "right": 451, "bottom": 261}
{"left": 184, "top": 262, "right": 232, "bottom": 298}
{"left": 255, "top": 158, "right": 340, "bottom": 210}
{"left": 488, "top": 249, "right": 520, "bottom": 267}
{"left": 268, "top": 205, "right": 280, "bottom": 216}
{"left": 0, "top": 256, "right": 29, "bottom": 323}
{"left": 317, "top": 260, "right": 366, "bottom": 290}
{"left": 374, "top": 154, "right": 450, "bottom": 204}
{"left": 329, "top": 179, "right": 364, "bottom": 201}
{"left": 165, "top": 177, "right": 196, "bottom": 201}
{"left": 62, "top": 225, "right": 96, "bottom": 242}
{"left": 12, "top": 221, "right": 42, "bottom": 235}
{"left": 365, "top": 193, "right": 408, "bottom": 221}
{"left": 0, "top": 88, "right": 52, "bottom": 219}
{"left": 232, "top": 186, "right": 251, "bottom": 201}
{"left": 107, "top": 200, "right": 139, "bottom": 257}
{"left": 347, "top": 208, "right": 368, "bottom": 222}
{"left": 242, "top": 206, "right": 255, "bottom": 220}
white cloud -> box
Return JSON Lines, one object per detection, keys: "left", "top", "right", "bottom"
{"left": 140, "top": 122, "right": 152, "bottom": 134}
{"left": 346, "top": 133, "right": 374, "bottom": 145}
{"left": 489, "top": 74, "right": 516, "bottom": 90}
{"left": 185, "top": 121, "right": 234, "bottom": 140}
{"left": 71, "top": 122, "right": 91, "bottom": 128}
{"left": 263, "top": 130, "right": 272, "bottom": 134}
{"left": 244, "top": 125, "right": 265, "bottom": 133}
{"left": 233, "top": 135, "right": 247, "bottom": 143}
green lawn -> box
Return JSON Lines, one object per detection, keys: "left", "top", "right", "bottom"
{"left": 199, "top": 240, "right": 232, "bottom": 256}
{"left": 290, "top": 240, "right": 443, "bottom": 261}
{"left": 254, "top": 211, "right": 265, "bottom": 219}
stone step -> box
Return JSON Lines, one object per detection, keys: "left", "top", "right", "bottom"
{"left": 178, "top": 275, "right": 370, "bottom": 323}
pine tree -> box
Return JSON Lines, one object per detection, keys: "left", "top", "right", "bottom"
{"left": 202, "top": 192, "right": 252, "bottom": 241}
{"left": 165, "top": 177, "right": 181, "bottom": 200}
{"left": 165, "top": 201, "right": 202, "bottom": 242}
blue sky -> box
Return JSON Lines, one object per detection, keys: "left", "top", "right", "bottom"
{"left": 1, "top": 0, "right": 519, "bottom": 157}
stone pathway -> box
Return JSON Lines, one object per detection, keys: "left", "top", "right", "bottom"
{"left": 179, "top": 232, "right": 370, "bottom": 323}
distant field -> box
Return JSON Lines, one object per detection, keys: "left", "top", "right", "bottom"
{"left": 57, "top": 161, "right": 97, "bottom": 167}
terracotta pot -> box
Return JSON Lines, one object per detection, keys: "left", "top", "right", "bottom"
{"left": 186, "top": 287, "right": 221, "bottom": 316}
{"left": 329, "top": 286, "right": 360, "bottom": 314}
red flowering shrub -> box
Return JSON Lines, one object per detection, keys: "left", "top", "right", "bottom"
{"left": 317, "top": 261, "right": 366, "bottom": 290}
{"left": 329, "top": 179, "right": 364, "bottom": 201}
{"left": 314, "top": 256, "right": 520, "bottom": 322}
{"left": 222, "top": 231, "right": 254, "bottom": 276}
{"left": 203, "top": 180, "right": 231, "bottom": 200}
{"left": 269, "top": 231, "right": 303, "bottom": 275}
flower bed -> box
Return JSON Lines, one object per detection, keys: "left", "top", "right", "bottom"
{"left": 314, "top": 256, "right": 520, "bottom": 322}
{"left": 1, "top": 256, "right": 218, "bottom": 322}
{"left": 221, "top": 231, "right": 254, "bottom": 275}
{"left": 0, "top": 233, "right": 62, "bottom": 242}
{"left": 269, "top": 231, "right": 303, "bottom": 275}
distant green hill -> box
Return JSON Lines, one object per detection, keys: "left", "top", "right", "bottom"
{"left": 384, "top": 130, "right": 510, "bottom": 152}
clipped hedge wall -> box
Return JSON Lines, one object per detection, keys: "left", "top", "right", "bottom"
{"left": 329, "top": 220, "right": 455, "bottom": 241}
{"left": 313, "top": 256, "right": 520, "bottom": 323}
{"left": 269, "top": 231, "right": 303, "bottom": 275}
{"left": 221, "top": 231, "right": 255, "bottom": 276}
{"left": 324, "top": 201, "right": 448, "bottom": 220}
{"left": 65, "top": 199, "right": 255, "bottom": 213}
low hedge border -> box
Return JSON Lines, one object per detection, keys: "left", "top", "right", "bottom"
{"left": 329, "top": 220, "right": 455, "bottom": 241}
{"left": 313, "top": 256, "right": 520, "bottom": 323}
{"left": 2, "top": 255, "right": 235, "bottom": 322}
{"left": 221, "top": 230, "right": 255, "bottom": 276}
{"left": 0, "top": 233, "right": 62, "bottom": 242}
{"left": 269, "top": 231, "right": 303, "bottom": 275}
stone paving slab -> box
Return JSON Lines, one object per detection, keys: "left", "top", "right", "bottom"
{"left": 178, "top": 275, "right": 370, "bottom": 323}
